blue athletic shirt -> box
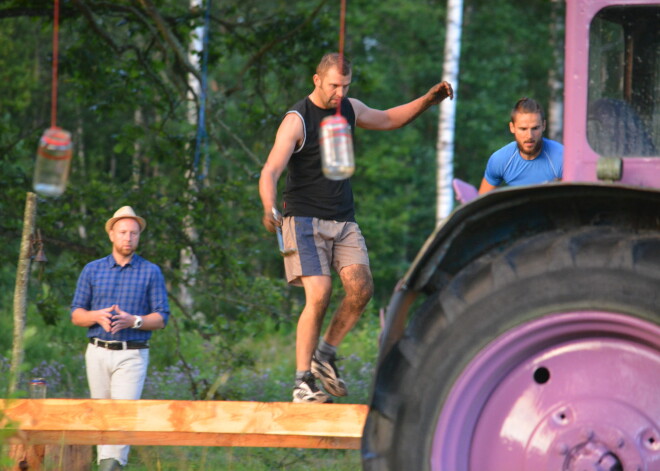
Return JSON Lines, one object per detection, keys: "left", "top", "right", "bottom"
{"left": 71, "top": 254, "right": 170, "bottom": 342}
{"left": 484, "top": 138, "right": 563, "bottom": 187}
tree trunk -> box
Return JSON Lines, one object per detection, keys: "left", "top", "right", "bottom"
{"left": 178, "top": 0, "right": 205, "bottom": 313}
{"left": 9, "top": 192, "right": 37, "bottom": 396}
{"left": 132, "top": 108, "right": 143, "bottom": 189}
{"left": 436, "top": 0, "right": 464, "bottom": 223}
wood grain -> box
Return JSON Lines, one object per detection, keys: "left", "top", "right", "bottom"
{"left": 1, "top": 399, "right": 368, "bottom": 450}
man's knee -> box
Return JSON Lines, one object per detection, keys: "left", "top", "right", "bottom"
{"left": 307, "top": 291, "right": 332, "bottom": 312}
{"left": 354, "top": 272, "right": 374, "bottom": 300}
{"left": 356, "top": 277, "right": 374, "bottom": 305}
{"left": 342, "top": 265, "right": 374, "bottom": 303}
{"left": 302, "top": 276, "right": 333, "bottom": 312}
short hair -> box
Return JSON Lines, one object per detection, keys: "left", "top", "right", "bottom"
{"left": 316, "top": 53, "right": 352, "bottom": 77}
{"left": 511, "top": 97, "right": 546, "bottom": 123}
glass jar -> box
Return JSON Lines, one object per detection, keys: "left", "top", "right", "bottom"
{"left": 29, "top": 377, "right": 47, "bottom": 398}
{"left": 33, "top": 127, "right": 72, "bottom": 197}
{"left": 320, "top": 114, "right": 354, "bottom": 180}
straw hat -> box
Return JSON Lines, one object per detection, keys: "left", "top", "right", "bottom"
{"left": 105, "top": 206, "right": 147, "bottom": 234}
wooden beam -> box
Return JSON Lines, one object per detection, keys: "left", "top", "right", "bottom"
{"left": 0, "top": 399, "right": 368, "bottom": 450}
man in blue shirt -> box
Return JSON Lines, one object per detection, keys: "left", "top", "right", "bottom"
{"left": 479, "top": 97, "right": 563, "bottom": 194}
{"left": 71, "top": 206, "right": 170, "bottom": 471}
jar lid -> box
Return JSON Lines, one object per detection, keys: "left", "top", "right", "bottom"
{"left": 41, "top": 127, "right": 72, "bottom": 147}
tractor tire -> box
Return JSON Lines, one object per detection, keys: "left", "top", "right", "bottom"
{"left": 362, "top": 227, "right": 660, "bottom": 471}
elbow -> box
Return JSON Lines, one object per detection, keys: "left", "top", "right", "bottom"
{"left": 391, "top": 117, "right": 416, "bottom": 130}
{"left": 71, "top": 309, "right": 85, "bottom": 327}
{"left": 153, "top": 314, "right": 167, "bottom": 330}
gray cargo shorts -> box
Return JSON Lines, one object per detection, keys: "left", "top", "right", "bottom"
{"left": 281, "top": 216, "right": 370, "bottom": 286}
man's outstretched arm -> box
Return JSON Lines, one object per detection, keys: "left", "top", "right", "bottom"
{"left": 352, "top": 81, "right": 453, "bottom": 131}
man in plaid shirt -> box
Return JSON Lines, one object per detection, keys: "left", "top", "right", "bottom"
{"left": 71, "top": 206, "right": 170, "bottom": 471}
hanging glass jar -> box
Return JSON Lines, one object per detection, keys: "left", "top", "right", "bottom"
{"left": 320, "top": 114, "right": 355, "bottom": 180}
{"left": 33, "top": 127, "right": 72, "bottom": 197}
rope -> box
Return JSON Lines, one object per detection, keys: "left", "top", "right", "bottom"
{"left": 51, "top": 0, "right": 60, "bottom": 127}
{"left": 335, "top": 0, "right": 347, "bottom": 117}
{"left": 339, "top": 0, "right": 346, "bottom": 61}
{"left": 193, "top": 0, "right": 211, "bottom": 183}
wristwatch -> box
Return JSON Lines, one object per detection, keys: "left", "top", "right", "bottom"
{"left": 132, "top": 316, "right": 143, "bottom": 329}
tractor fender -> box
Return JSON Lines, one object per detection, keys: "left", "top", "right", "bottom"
{"left": 378, "top": 182, "right": 660, "bottom": 361}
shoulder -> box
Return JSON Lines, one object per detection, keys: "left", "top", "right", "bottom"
{"left": 134, "top": 256, "right": 167, "bottom": 286}
{"left": 544, "top": 138, "right": 564, "bottom": 152}
{"left": 543, "top": 139, "right": 564, "bottom": 159}
{"left": 347, "top": 97, "right": 367, "bottom": 117}
{"left": 76, "top": 256, "right": 111, "bottom": 286}
{"left": 282, "top": 98, "right": 308, "bottom": 126}
{"left": 284, "top": 98, "right": 310, "bottom": 127}
{"left": 133, "top": 254, "right": 161, "bottom": 272}
{"left": 278, "top": 111, "right": 305, "bottom": 145}
{"left": 81, "top": 255, "right": 111, "bottom": 272}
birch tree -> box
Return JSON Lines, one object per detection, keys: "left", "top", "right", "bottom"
{"left": 178, "top": 0, "right": 205, "bottom": 314}
{"left": 436, "top": 0, "right": 464, "bottom": 223}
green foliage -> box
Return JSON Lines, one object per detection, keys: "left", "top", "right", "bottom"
{"left": 129, "top": 446, "right": 361, "bottom": 470}
{"left": 0, "top": 1, "right": 561, "bottom": 466}
{"left": 0, "top": 0, "right": 560, "bottom": 463}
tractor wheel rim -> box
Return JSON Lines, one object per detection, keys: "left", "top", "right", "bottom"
{"left": 431, "top": 311, "right": 660, "bottom": 471}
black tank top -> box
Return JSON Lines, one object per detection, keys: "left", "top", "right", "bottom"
{"left": 282, "top": 97, "right": 356, "bottom": 222}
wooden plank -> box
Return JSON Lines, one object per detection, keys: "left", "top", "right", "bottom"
{"left": 0, "top": 399, "right": 368, "bottom": 450}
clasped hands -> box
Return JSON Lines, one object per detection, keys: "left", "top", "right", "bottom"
{"left": 97, "top": 304, "right": 134, "bottom": 334}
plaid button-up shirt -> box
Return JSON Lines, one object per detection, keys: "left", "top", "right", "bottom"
{"left": 71, "top": 254, "right": 170, "bottom": 342}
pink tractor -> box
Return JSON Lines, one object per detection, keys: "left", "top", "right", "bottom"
{"left": 362, "top": 1, "right": 660, "bottom": 470}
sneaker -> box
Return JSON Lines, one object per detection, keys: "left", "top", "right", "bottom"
{"left": 311, "top": 353, "right": 348, "bottom": 397}
{"left": 292, "top": 372, "right": 333, "bottom": 403}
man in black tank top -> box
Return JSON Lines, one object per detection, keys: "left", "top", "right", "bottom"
{"left": 259, "top": 52, "right": 453, "bottom": 403}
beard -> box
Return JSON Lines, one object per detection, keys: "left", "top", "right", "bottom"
{"left": 518, "top": 139, "right": 543, "bottom": 158}
{"left": 326, "top": 97, "right": 340, "bottom": 109}
{"left": 115, "top": 245, "right": 136, "bottom": 257}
